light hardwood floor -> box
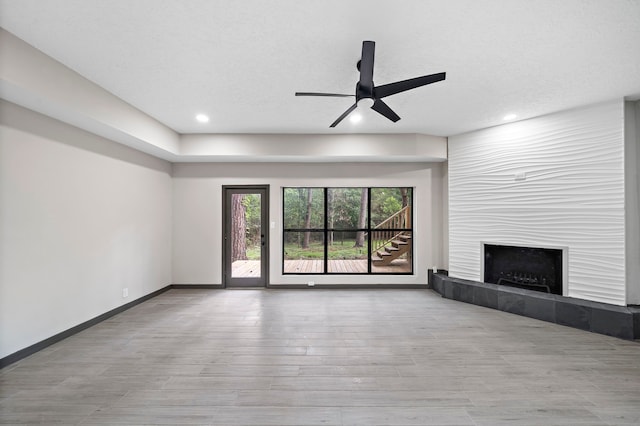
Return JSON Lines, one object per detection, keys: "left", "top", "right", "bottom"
{"left": 1, "top": 289, "right": 640, "bottom": 425}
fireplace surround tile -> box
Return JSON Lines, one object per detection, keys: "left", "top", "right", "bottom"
{"left": 591, "top": 306, "right": 635, "bottom": 340}
{"left": 495, "top": 285, "right": 557, "bottom": 323}
{"left": 473, "top": 285, "right": 499, "bottom": 309}
{"left": 452, "top": 281, "right": 474, "bottom": 304}
{"left": 429, "top": 272, "right": 639, "bottom": 340}
{"left": 497, "top": 291, "right": 525, "bottom": 315}
{"left": 556, "top": 300, "right": 592, "bottom": 331}
{"left": 522, "top": 294, "right": 557, "bottom": 323}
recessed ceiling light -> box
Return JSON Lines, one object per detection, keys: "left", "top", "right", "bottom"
{"left": 195, "top": 114, "right": 210, "bottom": 123}
{"left": 503, "top": 113, "right": 517, "bottom": 121}
{"left": 350, "top": 113, "right": 362, "bottom": 124}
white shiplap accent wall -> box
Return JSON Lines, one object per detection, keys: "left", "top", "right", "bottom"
{"left": 448, "top": 101, "right": 626, "bottom": 305}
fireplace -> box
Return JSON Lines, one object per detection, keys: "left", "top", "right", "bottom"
{"left": 483, "top": 244, "right": 564, "bottom": 295}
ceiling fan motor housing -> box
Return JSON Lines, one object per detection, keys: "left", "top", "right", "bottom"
{"left": 356, "top": 83, "right": 375, "bottom": 103}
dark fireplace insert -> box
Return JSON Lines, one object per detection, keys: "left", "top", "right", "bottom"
{"left": 484, "top": 244, "right": 563, "bottom": 295}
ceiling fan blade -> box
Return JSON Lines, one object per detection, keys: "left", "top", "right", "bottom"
{"left": 295, "top": 92, "right": 354, "bottom": 97}
{"left": 358, "top": 41, "right": 375, "bottom": 93}
{"left": 375, "top": 72, "right": 446, "bottom": 99}
{"left": 329, "top": 103, "right": 358, "bottom": 128}
{"left": 371, "top": 99, "right": 401, "bottom": 122}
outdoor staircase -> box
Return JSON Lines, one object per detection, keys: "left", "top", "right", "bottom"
{"left": 370, "top": 205, "right": 412, "bottom": 266}
{"left": 371, "top": 232, "right": 412, "bottom": 266}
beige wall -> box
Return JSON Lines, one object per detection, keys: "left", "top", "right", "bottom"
{"left": 172, "top": 162, "right": 446, "bottom": 286}
{"left": 0, "top": 101, "right": 173, "bottom": 358}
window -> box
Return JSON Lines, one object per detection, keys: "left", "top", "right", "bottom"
{"left": 283, "top": 187, "right": 413, "bottom": 274}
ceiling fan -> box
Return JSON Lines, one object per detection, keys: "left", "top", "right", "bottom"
{"left": 296, "top": 40, "right": 446, "bottom": 127}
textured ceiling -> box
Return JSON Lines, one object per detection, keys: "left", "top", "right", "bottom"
{"left": 1, "top": 0, "right": 639, "bottom": 136}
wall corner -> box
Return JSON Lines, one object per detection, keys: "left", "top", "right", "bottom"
{"left": 625, "top": 100, "right": 640, "bottom": 305}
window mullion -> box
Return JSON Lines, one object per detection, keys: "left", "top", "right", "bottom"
{"left": 324, "top": 187, "right": 328, "bottom": 275}
{"left": 367, "top": 187, "right": 372, "bottom": 274}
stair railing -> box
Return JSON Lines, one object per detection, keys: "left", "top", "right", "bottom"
{"left": 370, "top": 206, "right": 411, "bottom": 255}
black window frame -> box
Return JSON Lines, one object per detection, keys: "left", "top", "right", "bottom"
{"left": 282, "top": 187, "right": 413, "bottom": 275}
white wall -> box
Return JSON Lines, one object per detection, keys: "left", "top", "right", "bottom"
{"left": 448, "top": 100, "right": 626, "bottom": 305}
{"left": 441, "top": 161, "right": 449, "bottom": 270}
{"left": 172, "top": 162, "right": 445, "bottom": 286}
{"left": 0, "top": 101, "right": 173, "bottom": 358}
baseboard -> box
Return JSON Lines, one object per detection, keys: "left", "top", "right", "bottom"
{"left": 0, "top": 285, "right": 172, "bottom": 369}
{"left": 267, "top": 284, "right": 429, "bottom": 289}
{"left": 172, "top": 283, "right": 428, "bottom": 289}
{"left": 171, "top": 284, "right": 225, "bottom": 289}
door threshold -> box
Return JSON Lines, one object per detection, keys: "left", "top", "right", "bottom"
{"left": 226, "top": 287, "right": 266, "bottom": 290}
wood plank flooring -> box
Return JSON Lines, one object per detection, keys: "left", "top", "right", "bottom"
{"left": 2, "top": 289, "right": 640, "bottom": 425}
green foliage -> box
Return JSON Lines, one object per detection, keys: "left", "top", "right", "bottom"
{"left": 370, "top": 188, "right": 412, "bottom": 226}
{"left": 283, "top": 188, "right": 324, "bottom": 229}
{"left": 284, "top": 239, "right": 367, "bottom": 260}
{"left": 245, "top": 245, "right": 261, "bottom": 260}
{"left": 381, "top": 196, "right": 402, "bottom": 218}
{"left": 328, "top": 188, "right": 364, "bottom": 229}
{"left": 242, "top": 194, "right": 262, "bottom": 245}
{"left": 327, "top": 242, "right": 368, "bottom": 259}
{"left": 284, "top": 241, "right": 325, "bottom": 259}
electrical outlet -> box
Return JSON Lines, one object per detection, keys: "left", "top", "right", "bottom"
{"left": 307, "top": 281, "right": 315, "bottom": 287}
{"left": 122, "top": 288, "right": 128, "bottom": 298}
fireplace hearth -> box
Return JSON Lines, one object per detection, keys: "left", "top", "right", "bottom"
{"left": 484, "top": 244, "right": 563, "bottom": 295}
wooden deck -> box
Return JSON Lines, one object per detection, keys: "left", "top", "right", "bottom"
{"left": 231, "top": 260, "right": 261, "bottom": 277}
{"left": 371, "top": 259, "right": 411, "bottom": 273}
{"left": 286, "top": 259, "right": 368, "bottom": 273}
{"left": 233, "top": 259, "right": 411, "bottom": 276}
